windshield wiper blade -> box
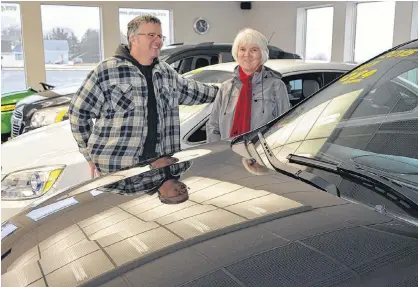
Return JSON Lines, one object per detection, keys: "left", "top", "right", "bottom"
{"left": 287, "top": 154, "right": 418, "bottom": 217}
{"left": 256, "top": 132, "right": 340, "bottom": 197}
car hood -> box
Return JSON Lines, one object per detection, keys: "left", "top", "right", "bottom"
{"left": 15, "top": 84, "right": 80, "bottom": 107}
{"left": 1, "top": 120, "right": 79, "bottom": 174}
{"left": 2, "top": 140, "right": 418, "bottom": 287}
{"left": 1, "top": 90, "right": 36, "bottom": 106}
{"left": 15, "top": 94, "right": 50, "bottom": 107}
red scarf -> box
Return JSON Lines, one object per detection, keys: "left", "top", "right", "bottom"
{"left": 230, "top": 66, "right": 255, "bottom": 138}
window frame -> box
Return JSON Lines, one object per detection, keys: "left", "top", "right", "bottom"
{"left": 1, "top": 2, "right": 26, "bottom": 92}
{"left": 350, "top": 1, "right": 397, "bottom": 64}
{"left": 296, "top": 4, "right": 335, "bottom": 61}
{"left": 39, "top": 4, "right": 104, "bottom": 86}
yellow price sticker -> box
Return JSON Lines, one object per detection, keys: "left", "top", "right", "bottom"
{"left": 340, "top": 69, "right": 377, "bottom": 84}
{"left": 378, "top": 49, "right": 418, "bottom": 59}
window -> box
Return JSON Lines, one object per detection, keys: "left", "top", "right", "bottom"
{"left": 323, "top": 72, "right": 345, "bottom": 85}
{"left": 186, "top": 119, "right": 208, "bottom": 144}
{"left": 350, "top": 66, "right": 418, "bottom": 119}
{"left": 172, "top": 55, "right": 217, "bottom": 74}
{"left": 14, "top": 53, "right": 23, "bottom": 61}
{"left": 220, "top": 52, "right": 233, "bottom": 63}
{"left": 119, "top": 8, "right": 172, "bottom": 46}
{"left": 354, "top": 1, "right": 396, "bottom": 64}
{"left": 305, "top": 7, "right": 334, "bottom": 61}
{"left": 282, "top": 73, "right": 323, "bottom": 106}
{"left": 399, "top": 68, "right": 418, "bottom": 86}
{"left": 1, "top": 3, "right": 26, "bottom": 93}
{"left": 40, "top": 5, "right": 102, "bottom": 86}
{"left": 289, "top": 79, "right": 302, "bottom": 91}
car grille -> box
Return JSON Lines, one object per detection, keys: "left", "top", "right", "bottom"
{"left": 11, "top": 106, "right": 24, "bottom": 137}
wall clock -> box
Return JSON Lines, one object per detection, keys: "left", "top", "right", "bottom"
{"left": 193, "top": 18, "right": 209, "bottom": 35}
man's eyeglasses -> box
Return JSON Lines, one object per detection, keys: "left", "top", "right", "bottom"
{"left": 137, "top": 32, "right": 166, "bottom": 42}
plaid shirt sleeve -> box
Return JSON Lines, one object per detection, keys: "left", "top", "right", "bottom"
{"left": 68, "top": 69, "right": 105, "bottom": 162}
{"left": 170, "top": 67, "right": 219, "bottom": 105}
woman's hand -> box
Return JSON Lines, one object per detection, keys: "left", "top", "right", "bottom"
{"left": 88, "top": 161, "right": 100, "bottom": 178}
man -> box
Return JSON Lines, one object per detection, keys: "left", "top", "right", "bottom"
{"left": 68, "top": 15, "right": 218, "bottom": 203}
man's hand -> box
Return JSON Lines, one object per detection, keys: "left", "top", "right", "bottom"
{"left": 150, "top": 157, "right": 179, "bottom": 169}
{"left": 88, "top": 161, "right": 100, "bottom": 178}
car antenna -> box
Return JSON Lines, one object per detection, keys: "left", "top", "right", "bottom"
{"left": 268, "top": 32, "right": 275, "bottom": 44}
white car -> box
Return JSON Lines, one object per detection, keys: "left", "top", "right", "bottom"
{"left": 1, "top": 59, "right": 355, "bottom": 221}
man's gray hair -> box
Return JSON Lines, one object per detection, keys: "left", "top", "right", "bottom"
{"left": 127, "top": 15, "right": 161, "bottom": 48}
{"left": 231, "top": 28, "right": 269, "bottom": 64}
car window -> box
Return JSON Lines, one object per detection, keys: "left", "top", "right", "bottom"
{"left": 185, "top": 119, "right": 208, "bottom": 144}
{"left": 282, "top": 73, "right": 323, "bottom": 106}
{"left": 170, "top": 60, "right": 182, "bottom": 72}
{"left": 324, "top": 71, "right": 345, "bottom": 85}
{"left": 178, "top": 57, "right": 194, "bottom": 74}
{"left": 349, "top": 67, "right": 418, "bottom": 119}
{"left": 192, "top": 57, "right": 211, "bottom": 70}
{"left": 220, "top": 52, "right": 234, "bottom": 63}
{"left": 258, "top": 44, "right": 418, "bottom": 185}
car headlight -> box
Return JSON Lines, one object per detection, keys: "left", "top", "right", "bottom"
{"left": 30, "top": 106, "right": 69, "bottom": 128}
{"left": 1, "top": 165, "right": 65, "bottom": 200}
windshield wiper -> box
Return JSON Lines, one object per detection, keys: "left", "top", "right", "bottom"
{"left": 256, "top": 132, "right": 340, "bottom": 197}
{"left": 287, "top": 154, "right": 418, "bottom": 217}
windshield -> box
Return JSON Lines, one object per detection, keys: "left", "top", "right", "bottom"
{"left": 257, "top": 41, "right": 418, "bottom": 189}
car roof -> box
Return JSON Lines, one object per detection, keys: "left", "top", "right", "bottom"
{"left": 198, "top": 59, "right": 356, "bottom": 74}
{"left": 160, "top": 42, "right": 287, "bottom": 55}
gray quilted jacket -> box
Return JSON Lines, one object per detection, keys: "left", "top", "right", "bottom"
{"left": 206, "top": 65, "right": 290, "bottom": 142}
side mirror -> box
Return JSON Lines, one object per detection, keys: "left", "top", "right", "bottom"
{"left": 39, "top": 82, "right": 55, "bottom": 91}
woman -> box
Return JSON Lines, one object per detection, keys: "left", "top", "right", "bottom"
{"left": 206, "top": 28, "right": 290, "bottom": 142}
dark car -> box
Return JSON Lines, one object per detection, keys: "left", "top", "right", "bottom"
{"left": 2, "top": 40, "right": 418, "bottom": 287}
{"left": 10, "top": 42, "right": 300, "bottom": 138}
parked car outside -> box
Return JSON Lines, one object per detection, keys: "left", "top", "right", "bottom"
{"left": 1, "top": 59, "right": 353, "bottom": 222}
{"left": 1, "top": 83, "right": 54, "bottom": 142}
{"left": 1, "top": 40, "right": 418, "bottom": 287}
{"left": 10, "top": 42, "right": 300, "bottom": 138}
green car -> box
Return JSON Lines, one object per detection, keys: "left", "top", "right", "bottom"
{"left": 1, "top": 83, "right": 54, "bottom": 142}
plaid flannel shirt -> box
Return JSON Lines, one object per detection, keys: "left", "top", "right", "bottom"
{"left": 68, "top": 56, "right": 218, "bottom": 194}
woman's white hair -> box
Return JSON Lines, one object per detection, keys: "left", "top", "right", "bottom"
{"left": 232, "top": 28, "right": 269, "bottom": 64}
